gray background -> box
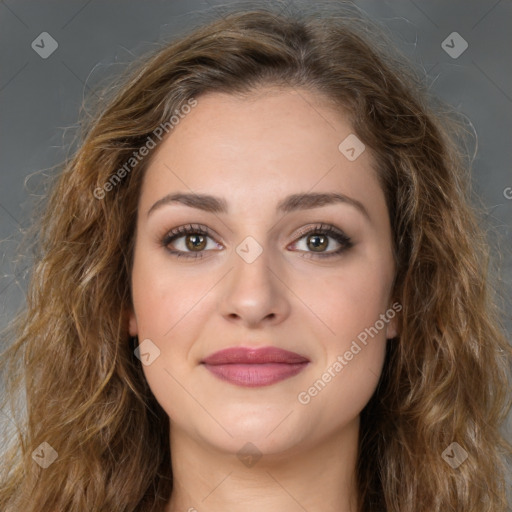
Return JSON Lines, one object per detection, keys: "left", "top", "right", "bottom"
{"left": 0, "top": 0, "right": 511, "bottom": 448}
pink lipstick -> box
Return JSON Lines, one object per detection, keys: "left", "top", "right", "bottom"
{"left": 201, "top": 346, "right": 309, "bottom": 387}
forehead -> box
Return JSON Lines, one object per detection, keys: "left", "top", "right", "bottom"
{"left": 139, "top": 88, "right": 386, "bottom": 222}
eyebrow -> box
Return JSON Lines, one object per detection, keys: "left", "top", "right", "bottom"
{"left": 147, "top": 191, "right": 371, "bottom": 222}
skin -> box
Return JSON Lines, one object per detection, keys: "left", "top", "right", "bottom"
{"left": 127, "top": 86, "right": 398, "bottom": 512}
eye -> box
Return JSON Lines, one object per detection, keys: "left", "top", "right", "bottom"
{"left": 161, "top": 222, "right": 353, "bottom": 260}
{"left": 288, "top": 223, "right": 353, "bottom": 259}
{"left": 161, "top": 223, "right": 221, "bottom": 259}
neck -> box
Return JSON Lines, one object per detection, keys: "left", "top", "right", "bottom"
{"left": 165, "top": 418, "right": 360, "bottom": 512}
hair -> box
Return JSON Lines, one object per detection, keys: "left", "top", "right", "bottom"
{"left": 1, "top": 2, "right": 511, "bottom": 511}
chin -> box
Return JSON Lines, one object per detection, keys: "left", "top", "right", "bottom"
{"left": 182, "top": 403, "right": 310, "bottom": 455}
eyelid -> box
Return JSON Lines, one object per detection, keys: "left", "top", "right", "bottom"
{"left": 161, "top": 222, "right": 352, "bottom": 259}
{"left": 290, "top": 223, "right": 349, "bottom": 242}
{"left": 161, "top": 223, "right": 221, "bottom": 243}
{"left": 287, "top": 223, "right": 353, "bottom": 259}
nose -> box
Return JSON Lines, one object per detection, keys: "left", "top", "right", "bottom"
{"left": 218, "top": 242, "right": 291, "bottom": 328}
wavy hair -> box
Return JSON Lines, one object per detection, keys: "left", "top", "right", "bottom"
{"left": 1, "top": 2, "right": 511, "bottom": 511}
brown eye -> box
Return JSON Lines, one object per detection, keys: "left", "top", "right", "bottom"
{"left": 306, "top": 233, "right": 329, "bottom": 252}
{"left": 185, "top": 233, "right": 207, "bottom": 251}
{"left": 289, "top": 223, "right": 353, "bottom": 259}
{"left": 161, "top": 223, "right": 221, "bottom": 259}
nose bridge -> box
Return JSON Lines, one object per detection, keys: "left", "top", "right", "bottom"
{"left": 230, "top": 234, "right": 277, "bottom": 297}
{"left": 218, "top": 234, "right": 289, "bottom": 325}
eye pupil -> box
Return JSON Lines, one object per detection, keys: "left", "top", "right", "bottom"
{"left": 307, "top": 234, "right": 328, "bottom": 251}
{"left": 186, "top": 234, "right": 207, "bottom": 251}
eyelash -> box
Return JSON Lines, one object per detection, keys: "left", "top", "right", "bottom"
{"left": 160, "top": 222, "right": 353, "bottom": 260}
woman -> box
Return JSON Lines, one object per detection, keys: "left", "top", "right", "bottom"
{"left": 1, "top": 3, "right": 511, "bottom": 511}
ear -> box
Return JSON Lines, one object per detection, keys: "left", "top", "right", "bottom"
{"left": 126, "top": 306, "right": 139, "bottom": 337}
{"left": 385, "top": 305, "right": 399, "bottom": 339}
{"left": 386, "top": 316, "right": 398, "bottom": 339}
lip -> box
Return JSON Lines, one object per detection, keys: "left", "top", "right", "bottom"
{"left": 201, "top": 346, "right": 310, "bottom": 387}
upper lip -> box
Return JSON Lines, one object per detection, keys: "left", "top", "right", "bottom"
{"left": 201, "top": 346, "right": 309, "bottom": 365}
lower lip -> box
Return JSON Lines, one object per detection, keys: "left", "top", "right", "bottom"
{"left": 203, "top": 362, "right": 309, "bottom": 387}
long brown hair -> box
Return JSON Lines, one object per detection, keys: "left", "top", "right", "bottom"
{"left": 1, "top": 3, "right": 511, "bottom": 511}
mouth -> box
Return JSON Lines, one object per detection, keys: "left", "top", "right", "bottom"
{"left": 201, "top": 346, "right": 310, "bottom": 387}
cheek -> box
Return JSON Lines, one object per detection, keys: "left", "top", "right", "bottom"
{"left": 130, "top": 251, "right": 219, "bottom": 416}
{"left": 293, "top": 257, "right": 392, "bottom": 424}
{"left": 131, "top": 247, "right": 214, "bottom": 341}
{"left": 132, "top": 252, "right": 211, "bottom": 420}
{"left": 297, "top": 331, "right": 387, "bottom": 431}
{"left": 294, "top": 256, "right": 390, "bottom": 375}
{"left": 294, "top": 256, "right": 393, "bottom": 345}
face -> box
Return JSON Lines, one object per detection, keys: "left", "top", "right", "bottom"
{"left": 127, "top": 87, "right": 398, "bottom": 456}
